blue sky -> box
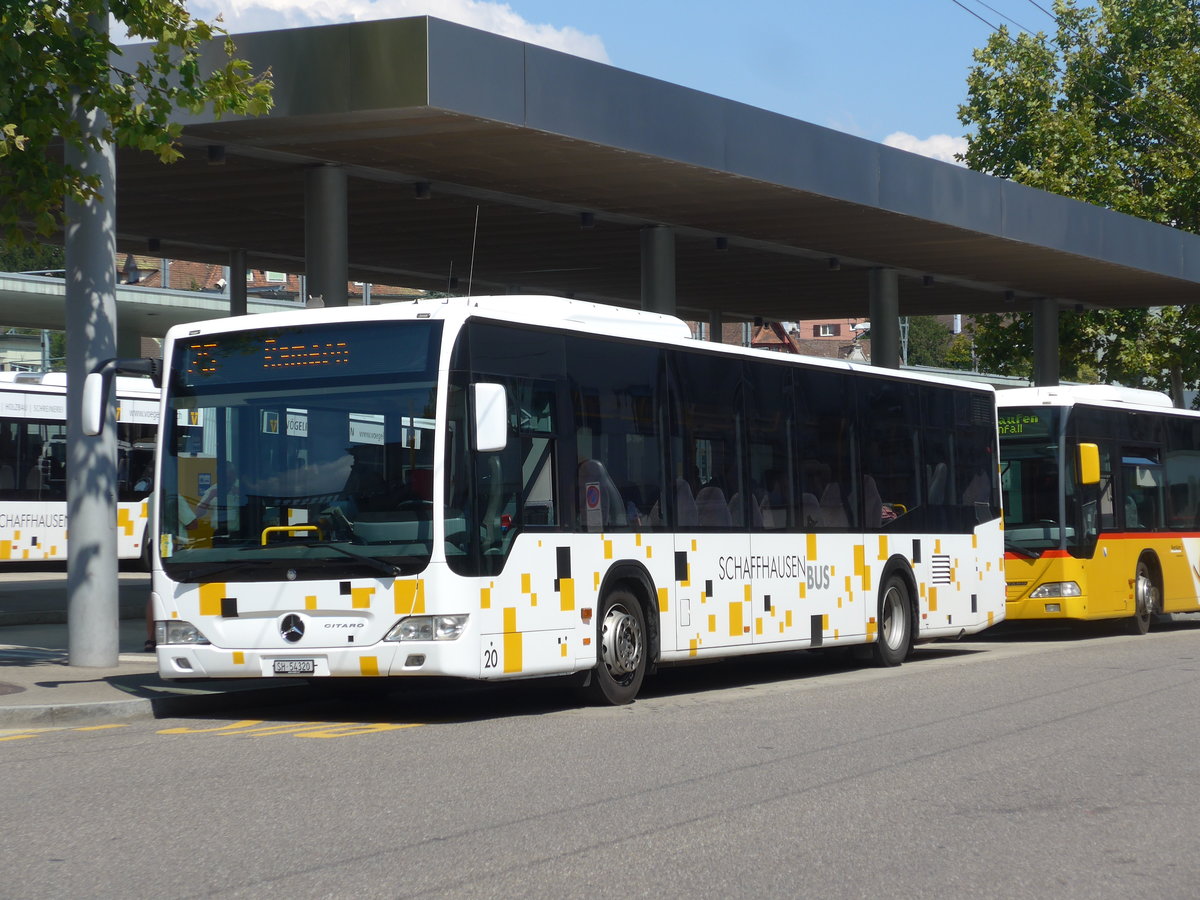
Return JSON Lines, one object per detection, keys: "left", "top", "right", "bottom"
{"left": 185, "top": 0, "right": 1057, "bottom": 163}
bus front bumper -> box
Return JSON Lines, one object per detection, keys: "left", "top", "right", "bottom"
{"left": 157, "top": 641, "right": 481, "bottom": 681}
{"left": 1005, "top": 592, "right": 1090, "bottom": 621}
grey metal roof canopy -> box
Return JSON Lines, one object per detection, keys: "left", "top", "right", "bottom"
{"left": 99, "top": 16, "right": 1200, "bottom": 327}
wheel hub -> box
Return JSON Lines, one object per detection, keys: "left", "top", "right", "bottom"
{"left": 881, "top": 586, "right": 904, "bottom": 648}
{"left": 1136, "top": 571, "right": 1158, "bottom": 616}
{"left": 601, "top": 606, "right": 642, "bottom": 677}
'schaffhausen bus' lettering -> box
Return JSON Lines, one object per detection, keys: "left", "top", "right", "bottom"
{"left": 0, "top": 511, "right": 67, "bottom": 529}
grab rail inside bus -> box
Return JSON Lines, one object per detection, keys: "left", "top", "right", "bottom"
{"left": 261, "top": 525, "right": 324, "bottom": 545}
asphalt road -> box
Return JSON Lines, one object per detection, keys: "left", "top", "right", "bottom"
{"left": 5, "top": 619, "right": 1200, "bottom": 899}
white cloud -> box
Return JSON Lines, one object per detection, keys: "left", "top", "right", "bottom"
{"left": 882, "top": 132, "right": 967, "bottom": 166}
{"left": 168, "top": 1, "right": 609, "bottom": 62}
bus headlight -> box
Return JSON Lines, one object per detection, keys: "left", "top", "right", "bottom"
{"left": 1029, "top": 582, "right": 1082, "bottom": 599}
{"left": 155, "top": 620, "right": 212, "bottom": 645}
{"left": 385, "top": 615, "right": 468, "bottom": 642}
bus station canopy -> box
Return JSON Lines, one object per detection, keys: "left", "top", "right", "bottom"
{"left": 107, "top": 15, "right": 1200, "bottom": 327}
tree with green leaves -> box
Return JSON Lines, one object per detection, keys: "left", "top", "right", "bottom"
{"left": 0, "top": 242, "right": 65, "bottom": 274}
{"left": 904, "top": 315, "right": 956, "bottom": 368}
{"left": 0, "top": 1, "right": 272, "bottom": 247}
{"left": 958, "top": 0, "right": 1200, "bottom": 403}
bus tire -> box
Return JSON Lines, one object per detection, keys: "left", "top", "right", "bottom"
{"left": 1126, "top": 557, "right": 1159, "bottom": 636}
{"left": 586, "top": 588, "right": 647, "bottom": 705}
{"left": 871, "top": 572, "right": 913, "bottom": 667}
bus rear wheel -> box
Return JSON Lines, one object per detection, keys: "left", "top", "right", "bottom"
{"left": 1126, "top": 558, "right": 1158, "bottom": 636}
{"left": 586, "top": 588, "right": 647, "bottom": 705}
{"left": 871, "top": 574, "right": 913, "bottom": 667}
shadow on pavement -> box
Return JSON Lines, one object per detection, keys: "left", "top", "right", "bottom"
{"left": 165, "top": 641, "right": 987, "bottom": 728}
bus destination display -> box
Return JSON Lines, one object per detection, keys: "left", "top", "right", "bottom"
{"left": 998, "top": 410, "right": 1051, "bottom": 438}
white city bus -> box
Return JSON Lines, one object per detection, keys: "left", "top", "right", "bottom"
{"left": 0, "top": 371, "right": 159, "bottom": 562}
{"left": 143, "top": 296, "right": 1004, "bottom": 703}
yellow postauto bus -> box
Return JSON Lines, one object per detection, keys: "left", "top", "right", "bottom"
{"left": 998, "top": 385, "right": 1200, "bottom": 633}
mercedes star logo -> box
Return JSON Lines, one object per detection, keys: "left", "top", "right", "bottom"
{"left": 280, "top": 614, "right": 305, "bottom": 643}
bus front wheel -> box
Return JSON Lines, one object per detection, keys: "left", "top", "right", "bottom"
{"left": 872, "top": 574, "right": 913, "bottom": 667}
{"left": 586, "top": 588, "right": 647, "bottom": 705}
{"left": 1126, "top": 558, "right": 1159, "bottom": 636}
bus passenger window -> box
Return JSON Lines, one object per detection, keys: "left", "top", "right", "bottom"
{"left": 1121, "top": 452, "right": 1163, "bottom": 531}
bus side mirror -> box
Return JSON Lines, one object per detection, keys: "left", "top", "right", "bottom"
{"left": 82, "top": 371, "right": 109, "bottom": 436}
{"left": 1078, "top": 442, "right": 1100, "bottom": 485}
{"left": 473, "top": 382, "right": 508, "bottom": 452}
{"left": 82, "top": 356, "right": 161, "bottom": 436}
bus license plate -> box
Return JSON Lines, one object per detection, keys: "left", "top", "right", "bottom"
{"left": 273, "top": 658, "right": 315, "bottom": 675}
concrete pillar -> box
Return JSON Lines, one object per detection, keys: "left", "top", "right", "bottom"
{"left": 640, "top": 225, "right": 676, "bottom": 315}
{"left": 1032, "top": 297, "right": 1060, "bottom": 387}
{"left": 304, "top": 165, "right": 348, "bottom": 307}
{"left": 229, "top": 248, "right": 248, "bottom": 317}
{"left": 867, "top": 268, "right": 900, "bottom": 369}
{"left": 65, "top": 7, "right": 119, "bottom": 667}
{"left": 708, "top": 310, "right": 723, "bottom": 343}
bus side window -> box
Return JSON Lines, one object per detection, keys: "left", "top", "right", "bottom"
{"left": 745, "top": 362, "right": 793, "bottom": 532}
{"left": 0, "top": 428, "right": 15, "bottom": 493}
{"left": 1121, "top": 449, "right": 1163, "bottom": 531}
{"left": 860, "top": 377, "right": 920, "bottom": 530}
{"left": 567, "top": 338, "right": 663, "bottom": 531}
{"left": 1165, "top": 420, "right": 1200, "bottom": 529}
{"left": 672, "top": 351, "right": 742, "bottom": 530}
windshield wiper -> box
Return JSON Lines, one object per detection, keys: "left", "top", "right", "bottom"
{"left": 173, "top": 559, "right": 277, "bottom": 581}
{"left": 1003, "top": 542, "right": 1038, "bottom": 559}
{"left": 295, "top": 542, "right": 401, "bottom": 578}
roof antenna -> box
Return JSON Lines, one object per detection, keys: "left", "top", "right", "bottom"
{"left": 467, "top": 205, "right": 480, "bottom": 298}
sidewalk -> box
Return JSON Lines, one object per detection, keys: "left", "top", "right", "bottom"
{"left": 0, "top": 570, "right": 307, "bottom": 727}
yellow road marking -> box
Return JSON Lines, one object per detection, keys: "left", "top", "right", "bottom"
{"left": 157, "top": 719, "right": 424, "bottom": 738}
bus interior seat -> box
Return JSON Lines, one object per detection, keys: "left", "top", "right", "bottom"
{"left": 801, "top": 493, "right": 820, "bottom": 529}
{"left": 862, "top": 475, "right": 883, "bottom": 529}
{"left": 24, "top": 466, "right": 44, "bottom": 491}
{"left": 728, "top": 492, "right": 762, "bottom": 528}
{"left": 751, "top": 495, "right": 764, "bottom": 528}
{"left": 675, "top": 478, "right": 698, "bottom": 527}
{"left": 961, "top": 470, "right": 991, "bottom": 506}
{"left": 760, "top": 501, "right": 784, "bottom": 530}
{"left": 1124, "top": 495, "right": 1139, "bottom": 528}
{"left": 819, "top": 483, "right": 849, "bottom": 528}
{"left": 729, "top": 494, "right": 758, "bottom": 528}
{"left": 696, "top": 485, "right": 732, "bottom": 527}
{"left": 928, "top": 462, "right": 948, "bottom": 504}
{"left": 0, "top": 465, "right": 13, "bottom": 490}
{"left": 578, "top": 459, "right": 627, "bottom": 528}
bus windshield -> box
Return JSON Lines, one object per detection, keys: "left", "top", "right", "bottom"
{"left": 999, "top": 406, "right": 1074, "bottom": 556}
{"left": 160, "top": 319, "right": 443, "bottom": 582}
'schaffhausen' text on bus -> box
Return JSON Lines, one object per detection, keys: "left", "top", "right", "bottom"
{"left": 998, "top": 385, "right": 1200, "bottom": 633}
{"left": 1, "top": 371, "right": 158, "bottom": 563}
{"left": 123, "top": 296, "right": 1004, "bottom": 703}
